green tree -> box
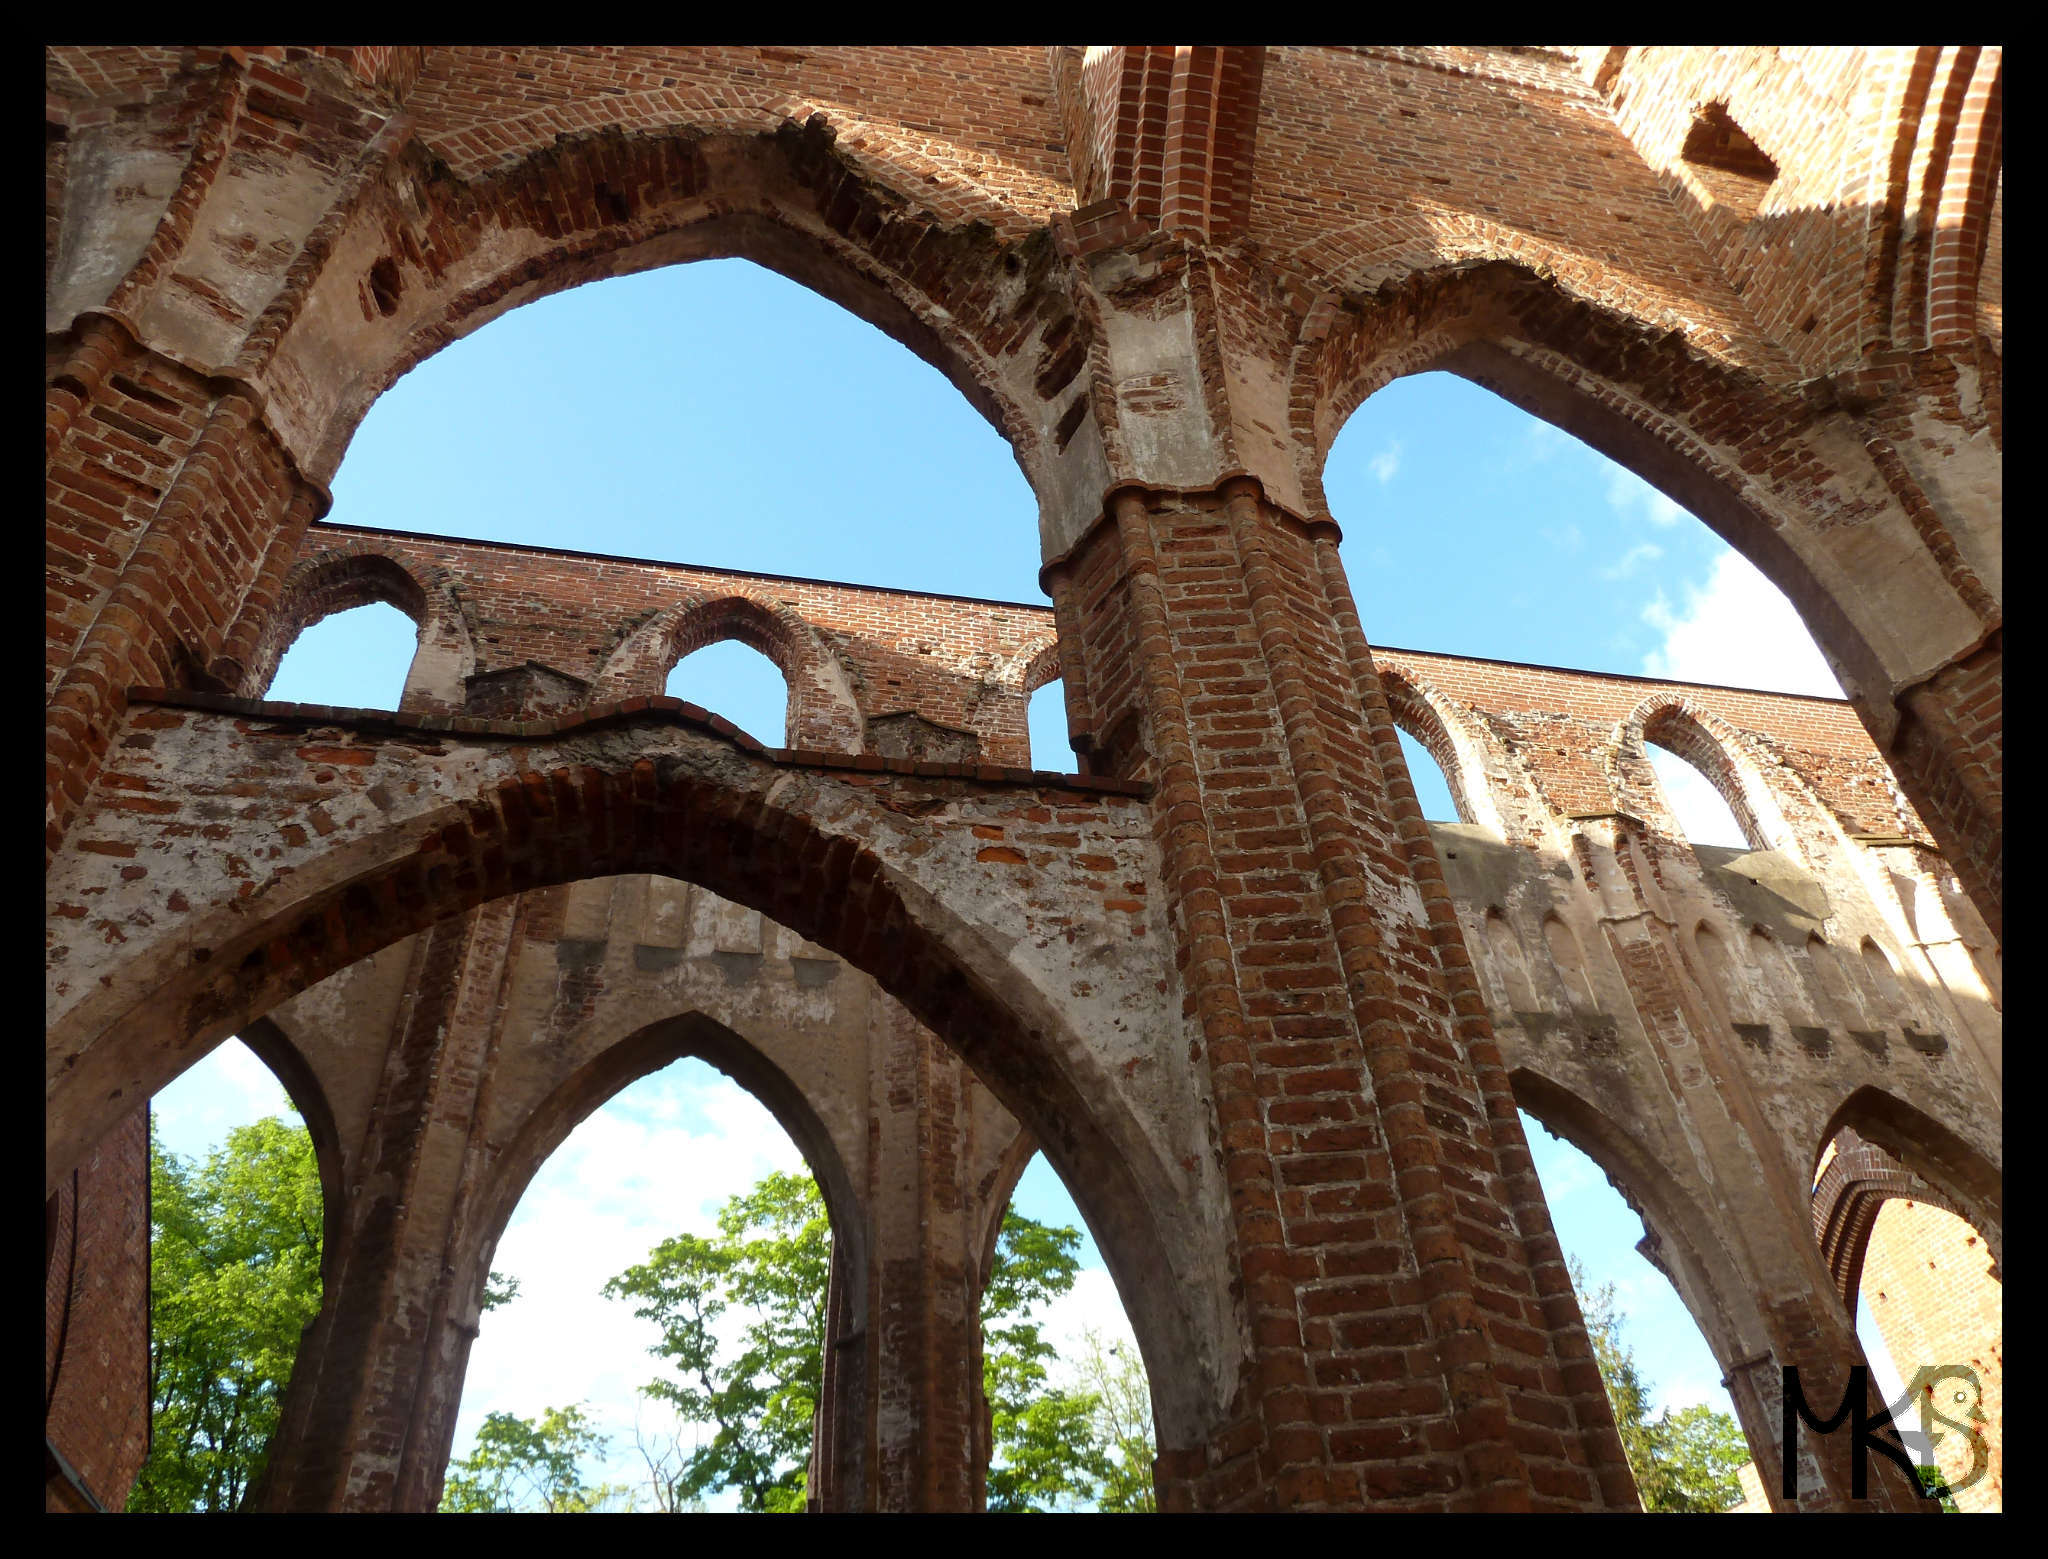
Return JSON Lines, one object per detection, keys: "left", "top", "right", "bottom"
{"left": 127, "top": 1115, "right": 324, "bottom": 1512}
{"left": 1067, "top": 1327, "right": 1157, "bottom": 1513}
{"left": 1571, "top": 1258, "right": 1750, "bottom": 1511}
{"left": 127, "top": 1106, "right": 525, "bottom": 1513}
{"left": 602, "top": 1169, "right": 831, "bottom": 1512}
{"left": 605, "top": 1170, "right": 1156, "bottom": 1512}
{"left": 982, "top": 1210, "right": 1110, "bottom": 1512}
{"left": 440, "top": 1403, "right": 631, "bottom": 1512}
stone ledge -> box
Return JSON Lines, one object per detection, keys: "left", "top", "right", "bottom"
{"left": 123, "top": 688, "right": 1153, "bottom": 799}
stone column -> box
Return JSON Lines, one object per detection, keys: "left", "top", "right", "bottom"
{"left": 857, "top": 999, "right": 1015, "bottom": 1511}
{"left": 249, "top": 901, "right": 524, "bottom": 1512}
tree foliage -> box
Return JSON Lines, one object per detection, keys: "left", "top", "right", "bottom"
{"left": 1570, "top": 1258, "right": 1750, "bottom": 1512}
{"left": 1066, "top": 1327, "right": 1157, "bottom": 1513}
{"left": 128, "top": 1106, "right": 524, "bottom": 1513}
{"left": 981, "top": 1212, "right": 1141, "bottom": 1512}
{"left": 604, "top": 1169, "right": 1158, "bottom": 1512}
{"left": 440, "top": 1403, "right": 631, "bottom": 1512}
{"left": 602, "top": 1169, "right": 831, "bottom": 1512}
{"left": 127, "top": 1115, "right": 324, "bottom": 1512}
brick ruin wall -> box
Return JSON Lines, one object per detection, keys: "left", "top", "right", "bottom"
{"left": 48, "top": 524, "right": 2000, "bottom": 1510}
{"left": 46, "top": 46, "right": 1999, "bottom": 1513}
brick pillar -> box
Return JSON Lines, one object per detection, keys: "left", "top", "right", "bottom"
{"left": 1060, "top": 478, "right": 1633, "bottom": 1509}
{"left": 46, "top": 335, "right": 317, "bottom": 858}
{"left": 249, "top": 901, "right": 523, "bottom": 1512}
{"left": 44, "top": 1103, "right": 151, "bottom": 1513}
{"left": 860, "top": 999, "right": 1003, "bottom": 1511}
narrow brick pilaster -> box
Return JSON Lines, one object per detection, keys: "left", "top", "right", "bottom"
{"left": 250, "top": 900, "right": 524, "bottom": 1512}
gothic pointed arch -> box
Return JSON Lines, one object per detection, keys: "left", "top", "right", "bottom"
{"left": 1814, "top": 1085, "right": 2000, "bottom": 1272}
{"left": 1608, "top": 694, "right": 1790, "bottom": 855}
{"left": 221, "top": 542, "right": 476, "bottom": 714}
{"left": 1289, "top": 261, "right": 1984, "bottom": 739}
{"left": 1810, "top": 1126, "right": 1971, "bottom": 1318}
{"left": 45, "top": 707, "right": 1235, "bottom": 1460}
{"left": 594, "top": 591, "right": 862, "bottom": 751}
{"left": 1507, "top": 1065, "right": 1787, "bottom": 1487}
{"left": 268, "top": 117, "right": 1089, "bottom": 505}
{"left": 1376, "top": 663, "right": 1509, "bottom": 835}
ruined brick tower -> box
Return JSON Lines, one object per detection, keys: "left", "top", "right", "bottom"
{"left": 47, "top": 47, "right": 1999, "bottom": 1513}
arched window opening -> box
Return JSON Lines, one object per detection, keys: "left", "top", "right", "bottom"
{"left": 1396, "top": 727, "right": 1462, "bottom": 824}
{"left": 1644, "top": 741, "right": 1755, "bottom": 851}
{"left": 1028, "top": 679, "right": 1077, "bottom": 774}
{"left": 120, "top": 1038, "right": 323, "bottom": 1511}
{"left": 665, "top": 640, "right": 789, "bottom": 749}
{"left": 1518, "top": 1106, "right": 1754, "bottom": 1511}
{"left": 1325, "top": 370, "right": 1842, "bottom": 733}
{"left": 448, "top": 1054, "right": 823, "bottom": 1514}
{"left": 984, "top": 1153, "right": 1155, "bottom": 1512}
{"left": 268, "top": 601, "right": 417, "bottom": 711}
{"left": 329, "top": 258, "right": 1042, "bottom": 605}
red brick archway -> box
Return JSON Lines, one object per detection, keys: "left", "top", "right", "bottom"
{"left": 1815, "top": 1086, "right": 2001, "bottom": 1275}
{"left": 45, "top": 693, "right": 1233, "bottom": 1461}
{"left": 283, "top": 121, "right": 1074, "bottom": 495}
{"left": 1293, "top": 265, "right": 2000, "bottom": 938}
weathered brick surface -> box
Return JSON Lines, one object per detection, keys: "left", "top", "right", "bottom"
{"left": 1857, "top": 1197, "right": 2001, "bottom": 1511}
{"left": 47, "top": 46, "right": 1999, "bottom": 1513}
{"left": 44, "top": 1104, "right": 150, "bottom": 1512}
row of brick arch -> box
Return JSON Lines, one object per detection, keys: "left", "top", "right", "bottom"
{"left": 1382, "top": 663, "right": 1835, "bottom": 860}
{"left": 40, "top": 52, "right": 2004, "bottom": 948}
{"left": 222, "top": 542, "right": 945, "bottom": 754}
{"left": 227, "top": 953, "right": 1995, "bottom": 1512}
{"left": 226, "top": 97, "right": 1994, "bottom": 816}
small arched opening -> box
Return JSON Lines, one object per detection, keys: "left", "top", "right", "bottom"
{"left": 268, "top": 601, "right": 421, "bottom": 713}
{"left": 665, "top": 638, "right": 790, "bottom": 749}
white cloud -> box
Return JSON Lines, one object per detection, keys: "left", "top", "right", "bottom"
{"left": 1598, "top": 541, "right": 1663, "bottom": 581}
{"left": 1642, "top": 549, "right": 1843, "bottom": 698}
{"left": 1539, "top": 522, "right": 1584, "bottom": 553}
{"left": 1522, "top": 422, "right": 1570, "bottom": 464}
{"left": 151, "top": 1037, "right": 295, "bottom": 1161}
{"left": 1605, "top": 466, "right": 1686, "bottom": 528}
{"left": 1040, "top": 1267, "right": 1142, "bottom": 1375}
{"left": 1368, "top": 440, "right": 1402, "bottom": 484}
{"left": 450, "top": 1063, "right": 809, "bottom": 1501}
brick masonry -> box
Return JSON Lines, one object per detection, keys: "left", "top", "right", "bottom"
{"left": 46, "top": 47, "right": 1997, "bottom": 1513}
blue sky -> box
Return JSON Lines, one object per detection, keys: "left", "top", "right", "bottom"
{"left": 149, "top": 255, "right": 1902, "bottom": 1506}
